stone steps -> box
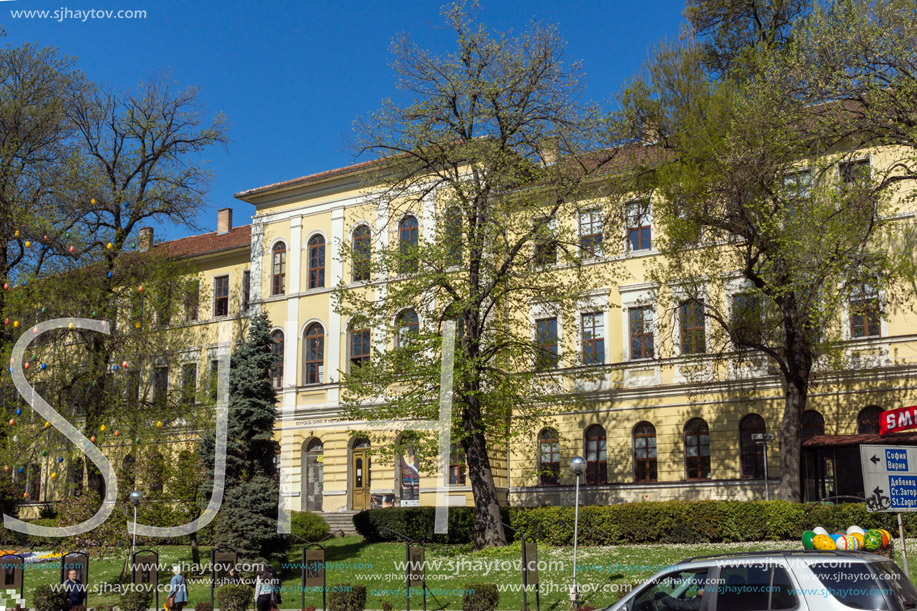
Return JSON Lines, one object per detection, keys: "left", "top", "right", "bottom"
{"left": 320, "top": 511, "right": 358, "bottom": 535}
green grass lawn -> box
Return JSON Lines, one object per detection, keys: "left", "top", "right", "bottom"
{"left": 7, "top": 537, "right": 917, "bottom": 610}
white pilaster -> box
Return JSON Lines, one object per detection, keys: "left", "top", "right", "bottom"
{"left": 328, "top": 208, "right": 345, "bottom": 389}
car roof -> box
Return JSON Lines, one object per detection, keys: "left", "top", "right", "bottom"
{"left": 677, "top": 550, "right": 889, "bottom": 565}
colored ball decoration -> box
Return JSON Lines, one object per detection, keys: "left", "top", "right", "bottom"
{"left": 99, "top": 424, "right": 106, "bottom": 432}
{"left": 880, "top": 529, "right": 892, "bottom": 547}
{"left": 13, "top": 231, "right": 18, "bottom": 238}
{"left": 834, "top": 535, "right": 850, "bottom": 550}
{"left": 40, "top": 363, "right": 46, "bottom": 370}
{"left": 113, "top": 365, "right": 119, "bottom": 371}
{"left": 57, "top": 457, "right": 63, "bottom": 463}
{"left": 135, "top": 436, "right": 141, "bottom": 444}
{"left": 16, "top": 467, "right": 22, "bottom": 474}
{"left": 68, "top": 246, "right": 74, "bottom": 253}
{"left": 24, "top": 241, "right": 29, "bottom": 248}
{"left": 14, "top": 408, "right": 21, "bottom": 416}
{"left": 106, "top": 243, "right": 113, "bottom": 250}
{"left": 3, "top": 319, "right": 8, "bottom": 325}
{"left": 2, "top": 284, "right": 6, "bottom": 291}
{"left": 21, "top": 493, "right": 27, "bottom": 499}
{"left": 68, "top": 323, "right": 74, "bottom": 329}
{"left": 2, "top": 466, "right": 7, "bottom": 472}
{"left": 137, "top": 285, "right": 143, "bottom": 292}
{"left": 156, "top": 421, "right": 163, "bottom": 428}
{"left": 90, "top": 436, "right": 96, "bottom": 443}
{"left": 865, "top": 530, "right": 884, "bottom": 551}
{"left": 107, "top": 272, "right": 113, "bottom": 279}
{"left": 114, "top": 430, "right": 120, "bottom": 437}
{"left": 813, "top": 534, "right": 836, "bottom": 550}
{"left": 40, "top": 307, "right": 45, "bottom": 314}
{"left": 44, "top": 422, "right": 50, "bottom": 428}
{"left": 23, "top": 363, "right": 28, "bottom": 370}
{"left": 134, "top": 322, "right": 140, "bottom": 329}
{"left": 802, "top": 530, "right": 816, "bottom": 550}
{"left": 40, "top": 450, "right": 47, "bottom": 457}
{"left": 90, "top": 198, "right": 96, "bottom": 205}
{"left": 121, "top": 361, "right": 129, "bottom": 368}
{"left": 8, "top": 419, "right": 14, "bottom": 426}
{"left": 50, "top": 472, "right": 56, "bottom": 479}
{"left": 12, "top": 321, "right": 18, "bottom": 328}
{"left": 43, "top": 235, "right": 48, "bottom": 241}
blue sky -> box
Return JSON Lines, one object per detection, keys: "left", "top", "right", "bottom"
{"left": 3, "top": 0, "right": 684, "bottom": 239}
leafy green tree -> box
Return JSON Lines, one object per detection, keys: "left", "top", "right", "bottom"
{"left": 337, "top": 3, "right": 621, "bottom": 547}
{"left": 199, "top": 313, "right": 286, "bottom": 561}
{"left": 615, "top": 1, "right": 915, "bottom": 501}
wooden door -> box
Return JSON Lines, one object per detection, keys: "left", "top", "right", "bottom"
{"left": 351, "top": 450, "right": 371, "bottom": 510}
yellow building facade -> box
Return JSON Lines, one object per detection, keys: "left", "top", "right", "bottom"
{"left": 25, "top": 147, "right": 917, "bottom": 520}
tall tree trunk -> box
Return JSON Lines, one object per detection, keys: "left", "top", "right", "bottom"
{"left": 778, "top": 375, "right": 807, "bottom": 501}
{"left": 190, "top": 532, "right": 201, "bottom": 570}
{"left": 462, "top": 395, "right": 506, "bottom": 549}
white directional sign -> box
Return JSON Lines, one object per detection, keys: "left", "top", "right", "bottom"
{"left": 860, "top": 445, "right": 917, "bottom": 512}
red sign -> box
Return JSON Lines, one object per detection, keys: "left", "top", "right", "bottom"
{"left": 880, "top": 405, "right": 917, "bottom": 435}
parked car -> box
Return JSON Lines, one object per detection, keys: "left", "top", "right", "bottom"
{"left": 605, "top": 550, "right": 917, "bottom": 610}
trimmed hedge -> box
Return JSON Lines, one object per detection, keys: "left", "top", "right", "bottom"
{"left": 353, "top": 507, "right": 510, "bottom": 544}
{"left": 329, "top": 584, "right": 367, "bottom": 611}
{"left": 355, "top": 501, "right": 906, "bottom": 545}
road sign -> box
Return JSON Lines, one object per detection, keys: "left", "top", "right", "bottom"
{"left": 860, "top": 445, "right": 917, "bottom": 511}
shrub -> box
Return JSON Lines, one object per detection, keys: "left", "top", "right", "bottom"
{"left": 119, "top": 588, "right": 154, "bottom": 611}
{"left": 354, "top": 507, "right": 510, "bottom": 543}
{"left": 33, "top": 585, "right": 69, "bottom": 611}
{"left": 291, "top": 510, "right": 331, "bottom": 541}
{"left": 382, "top": 602, "right": 393, "bottom": 611}
{"left": 216, "top": 584, "right": 253, "bottom": 611}
{"left": 194, "top": 603, "right": 214, "bottom": 611}
{"left": 462, "top": 584, "right": 499, "bottom": 611}
{"left": 329, "top": 584, "right": 367, "bottom": 611}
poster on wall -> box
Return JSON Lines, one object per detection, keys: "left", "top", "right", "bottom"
{"left": 371, "top": 493, "right": 394, "bottom": 508}
{"left": 401, "top": 446, "right": 420, "bottom": 507}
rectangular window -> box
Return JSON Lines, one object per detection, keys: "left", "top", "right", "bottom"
{"left": 155, "top": 287, "right": 172, "bottom": 329}
{"left": 181, "top": 363, "right": 197, "bottom": 406}
{"left": 579, "top": 209, "right": 603, "bottom": 258}
{"left": 629, "top": 306, "right": 654, "bottom": 360}
{"left": 153, "top": 366, "right": 169, "bottom": 407}
{"left": 184, "top": 280, "right": 199, "bottom": 322}
{"left": 626, "top": 201, "right": 652, "bottom": 252}
{"left": 731, "top": 292, "right": 762, "bottom": 345}
{"left": 581, "top": 313, "right": 605, "bottom": 365}
{"left": 535, "top": 318, "right": 559, "bottom": 370}
{"left": 209, "top": 359, "right": 220, "bottom": 402}
{"left": 241, "top": 270, "right": 250, "bottom": 313}
{"left": 840, "top": 159, "right": 870, "bottom": 186}
{"left": 850, "top": 283, "right": 881, "bottom": 338}
{"left": 679, "top": 300, "right": 706, "bottom": 354}
{"left": 350, "top": 329, "right": 371, "bottom": 369}
{"left": 449, "top": 444, "right": 466, "bottom": 485}
{"left": 533, "top": 217, "right": 557, "bottom": 266}
{"left": 214, "top": 275, "right": 229, "bottom": 317}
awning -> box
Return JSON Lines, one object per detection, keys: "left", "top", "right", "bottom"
{"left": 802, "top": 432, "right": 917, "bottom": 448}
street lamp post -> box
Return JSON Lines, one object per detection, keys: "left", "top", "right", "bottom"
{"left": 751, "top": 433, "right": 776, "bottom": 501}
{"left": 129, "top": 491, "right": 143, "bottom": 555}
{"left": 570, "top": 456, "right": 586, "bottom": 609}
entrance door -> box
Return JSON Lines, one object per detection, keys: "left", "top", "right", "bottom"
{"left": 351, "top": 449, "right": 371, "bottom": 510}
{"left": 303, "top": 439, "right": 324, "bottom": 511}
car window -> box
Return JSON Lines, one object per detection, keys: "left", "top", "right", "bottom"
{"left": 872, "top": 560, "right": 917, "bottom": 609}
{"left": 809, "top": 562, "right": 889, "bottom": 610}
{"left": 631, "top": 569, "right": 709, "bottom": 611}
{"left": 715, "top": 564, "right": 798, "bottom": 611}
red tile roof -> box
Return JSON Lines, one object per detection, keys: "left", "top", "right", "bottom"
{"left": 155, "top": 225, "right": 251, "bottom": 259}
{"left": 803, "top": 433, "right": 917, "bottom": 447}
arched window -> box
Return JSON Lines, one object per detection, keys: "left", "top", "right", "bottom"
{"left": 271, "top": 242, "right": 286, "bottom": 296}
{"left": 399, "top": 215, "right": 419, "bottom": 274}
{"left": 395, "top": 309, "right": 419, "bottom": 348}
{"left": 352, "top": 225, "right": 371, "bottom": 282}
{"left": 684, "top": 418, "right": 711, "bottom": 480}
{"left": 801, "top": 410, "right": 826, "bottom": 441}
{"left": 270, "top": 330, "right": 284, "bottom": 388}
{"left": 538, "top": 428, "right": 559, "bottom": 486}
{"left": 739, "top": 414, "right": 766, "bottom": 478}
{"left": 304, "top": 323, "right": 325, "bottom": 385}
{"left": 308, "top": 235, "right": 325, "bottom": 289}
{"left": 585, "top": 425, "right": 607, "bottom": 485}
{"left": 444, "top": 207, "right": 462, "bottom": 266}
{"left": 633, "top": 422, "right": 657, "bottom": 482}
{"left": 858, "top": 406, "right": 883, "bottom": 434}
